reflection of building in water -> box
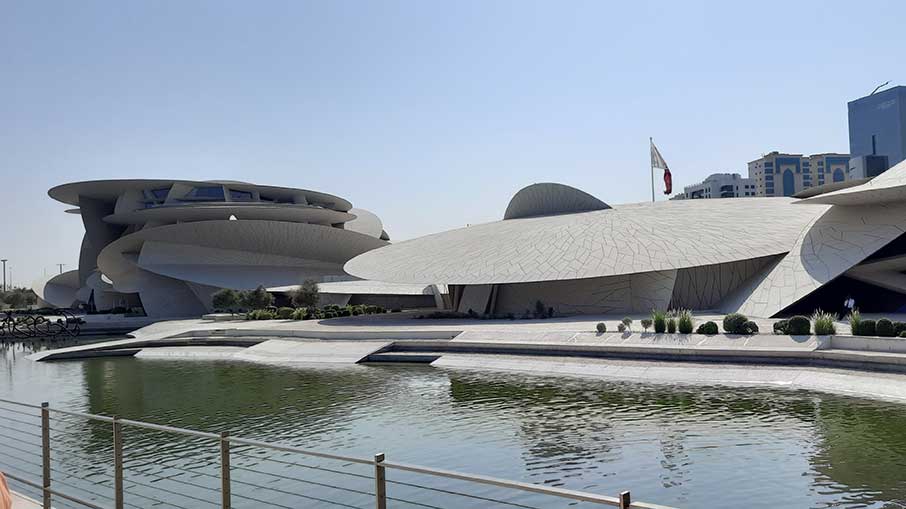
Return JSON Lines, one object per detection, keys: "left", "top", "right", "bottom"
{"left": 808, "top": 396, "right": 906, "bottom": 505}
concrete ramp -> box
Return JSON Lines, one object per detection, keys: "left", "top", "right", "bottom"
{"left": 234, "top": 339, "right": 391, "bottom": 364}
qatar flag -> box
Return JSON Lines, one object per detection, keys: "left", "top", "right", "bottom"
{"left": 650, "top": 140, "right": 673, "bottom": 195}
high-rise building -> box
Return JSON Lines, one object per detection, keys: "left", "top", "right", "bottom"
{"left": 748, "top": 152, "right": 850, "bottom": 197}
{"left": 848, "top": 85, "right": 906, "bottom": 170}
{"left": 678, "top": 173, "right": 756, "bottom": 199}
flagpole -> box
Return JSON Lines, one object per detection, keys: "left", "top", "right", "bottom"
{"left": 649, "top": 137, "right": 655, "bottom": 203}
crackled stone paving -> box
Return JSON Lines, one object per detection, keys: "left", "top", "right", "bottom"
{"left": 347, "top": 170, "right": 906, "bottom": 317}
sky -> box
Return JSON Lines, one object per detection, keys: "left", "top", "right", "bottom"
{"left": 1, "top": 0, "right": 905, "bottom": 287}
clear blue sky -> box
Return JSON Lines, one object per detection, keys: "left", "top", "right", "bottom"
{"left": 2, "top": 0, "right": 905, "bottom": 286}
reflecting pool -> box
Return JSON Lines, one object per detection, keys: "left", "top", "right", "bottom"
{"left": 2, "top": 342, "right": 906, "bottom": 508}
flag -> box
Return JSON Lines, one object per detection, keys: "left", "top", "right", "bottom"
{"left": 650, "top": 140, "right": 673, "bottom": 195}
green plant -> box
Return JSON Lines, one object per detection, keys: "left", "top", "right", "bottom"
{"left": 246, "top": 309, "right": 277, "bottom": 320}
{"left": 596, "top": 322, "right": 606, "bottom": 333}
{"left": 617, "top": 323, "right": 626, "bottom": 333}
{"left": 291, "top": 308, "right": 307, "bottom": 320}
{"left": 847, "top": 310, "right": 862, "bottom": 335}
{"left": 277, "top": 307, "right": 294, "bottom": 319}
{"left": 742, "top": 320, "right": 759, "bottom": 335}
{"left": 640, "top": 318, "right": 653, "bottom": 332}
{"left": 621, "top": 317, "right": 633, "bottom": 331}
{"left": 677, "top": 309, "right": 693, "bottom": 334}
{"left": 652, "top": 309, "right": 667, "bottom": 333}
{"left": 240, "top": 286, "right": 274, "bottom": 310}
{"left": 811, "top": 310, "right": 837, "bottom": 335}
{"left": 696, "top": 321, "right": 718, "bottom": 335}
{"left": 722, "top": 313, "right": 749, "bottom": 334}
{"left": 860, "top": 319, "right": 876, "bottom": 336}
{"left": 773, "top": 319, "right": 790, "bottom": 335}
{"left": 787, "top": 315, "right": 811, "bottom": 335}
{"left": 899, "top": 331, "right": 906, "bottom": 338}
{"left": 211, "top": 288, "right": 239, "bottom": 312}
{"left": 877, "top": 318, "right": 896, "bottom": 337}
{"left": 895, "top": 322, "right": 906, "bottom": 337}
{"left": 291, "top": 279, "right": 320, "bottom": 308}
{"left": 667, "top": 317, "right": 677, "bottom": 333}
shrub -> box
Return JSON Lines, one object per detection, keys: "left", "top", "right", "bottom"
{"left": 652, "top": 309, "right": 667, "bottom": 333}
{"left": 596, "top": 322, "right": 606, "bottom": 333}
{"left": 667, "top": 317, "right": 677, "bottom": 333}
{"left": 860, "top": 319, "right": 876, "bottom": 336}
{"left": 291, "top": 308, "right": 307, "bottom": 320}
{"left": 696, "top": 321, "right": 718, "bottom": 335}
{"left": 723, "top": 313, "right": 749, "bottom": 334}
{"left": 276, "top": 307, "right": 294, "bottom": 319}
{"left": 742, "top": 320, "right": 759, "bottom": 335}
{"left": 877, "top": 318, "right": 895, "bottom": 337}
{"left": 246, "top": 309, "right": 276, "bottom": 320}
{"left": 787, "top": 315, "right": 811, "bottom": 335}
{"left": 895, "top": 322, "right": 906, "bottom": 337}
{"left": 900, "top": 331, "right": 906, "bottom": 338}
{"left": 640, "top": 318, "right": 653, "bottom": 332}
{"left": 211, "top": 288, "right": 239, "bottom": 312}
{"left": 847, "top": 310, "right": 862, "bottom": 335}
{"left": 240, "top": 286, "right": 274, "bottom": 310}
{"left": 811, "top": 310, "right": 837, "bottom": 335}
{"left": 290, "top": 279, "right": 320, "bottom": 308}
{"left": 773, "top": 319, "right": 790, "bottom": 335}
{"left": 677, "top": 309, "right": 693, "bottom": 334}
{"left": 617, "top": 323, "right": 626, "bottom": 333}
{"left": 621, "top": 317, "right": 633, "bottom": 331}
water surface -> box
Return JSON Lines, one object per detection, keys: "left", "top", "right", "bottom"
{"left": 2, "top": 341, "right": 906, "bottom": 508}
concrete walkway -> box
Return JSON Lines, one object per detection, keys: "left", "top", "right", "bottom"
{"left": 26, "top": 312, "right": 906, "bottom": 402}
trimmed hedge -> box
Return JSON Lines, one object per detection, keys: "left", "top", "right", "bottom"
{"left": 723, "top": 313, "right": 749, "bottom": 334}
{"left": 859, "top": 319, "right": 876, "bottom": 336}
{"left": 596, "top": 322, "right": 606, "bottom": 333}
{"left": 742, "top": 320, "right": 759, "bottom": 335}
{"left": 277, "top": 307, "right": 294, "bottom": 319}
{"left": 773, "top": 319, "right": 789, "bottom": 335}
{"left": 877, "top": 318, "right": 896, "bottom": 337}
{"left": 696, "top": 321, "right": 718, "bottom": 335}
{"left": 787, "top": 315, "right": 810, "bottom": 335}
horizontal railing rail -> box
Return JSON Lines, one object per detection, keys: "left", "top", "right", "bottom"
{"left": 0, "top": 397, "right": 676, "bottom": 509}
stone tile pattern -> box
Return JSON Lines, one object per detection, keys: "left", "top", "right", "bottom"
{"left": 346, "top": 197, "right": 828, "bottom": 286}
{"left": 669, "top": 255, "right": 780, "bottom": 310}
{"left": 729, "top": 203, "right": 906, "bottom": 317}
{"left": 503, "top": 182, "right": 610, "bottom": 220}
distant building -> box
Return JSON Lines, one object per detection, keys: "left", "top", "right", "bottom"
{"left": 679, "top": 173, "right": 756, "bottom": 199}
{"left": 748, "top": 152, "right": 850, "bottom": 197}
{"left": 848, "top": 154, "right": 890, "bottom": 180}
{"left": 848, "top": 85, "right": 906, "bottom": 171}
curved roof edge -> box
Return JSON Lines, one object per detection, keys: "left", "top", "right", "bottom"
{"left": 48, "top": 179, "right": 353, "bottom": 211}
{"left": 503, "top": 183, "right": 610, "bottom": 220}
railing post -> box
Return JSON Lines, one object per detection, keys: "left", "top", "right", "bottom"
{"left": 113, "top": 416, "right": 124, "bottom": 509}
{"left": 374, "top": 453, "right": 386, "bottom": 509}
{"left": 619, "top": 490, "right": 631, "bottom": 509}
{"left": 220, "top": 432, "right": 231, "bottom": 509}
{"left": 40, "top": 402, "right": 51, "bottom": 509}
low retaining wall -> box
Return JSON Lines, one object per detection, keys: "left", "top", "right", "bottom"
{"left": 829, "top": 335, "right": 906, "bottom": 354}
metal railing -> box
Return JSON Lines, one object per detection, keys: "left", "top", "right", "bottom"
{"left": 0, "top": 397, "right": 675, "bottom": 509}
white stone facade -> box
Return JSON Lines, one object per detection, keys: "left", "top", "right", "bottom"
{"left": 347, "top": 164, "right": 906, "bottom": 318}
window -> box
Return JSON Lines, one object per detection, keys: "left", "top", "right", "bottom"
{"left": 150, "top": 188, "right": 170, "bottom": 201}
{"left": 189, "top": 186, "right": 225, "bottom": 200}
{"left": 230, "top": 189, "right": 253, "bottom": 201}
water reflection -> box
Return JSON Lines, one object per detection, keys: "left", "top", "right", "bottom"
{"left": 1, "top": 342, "right": 905, "bottom": 508}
